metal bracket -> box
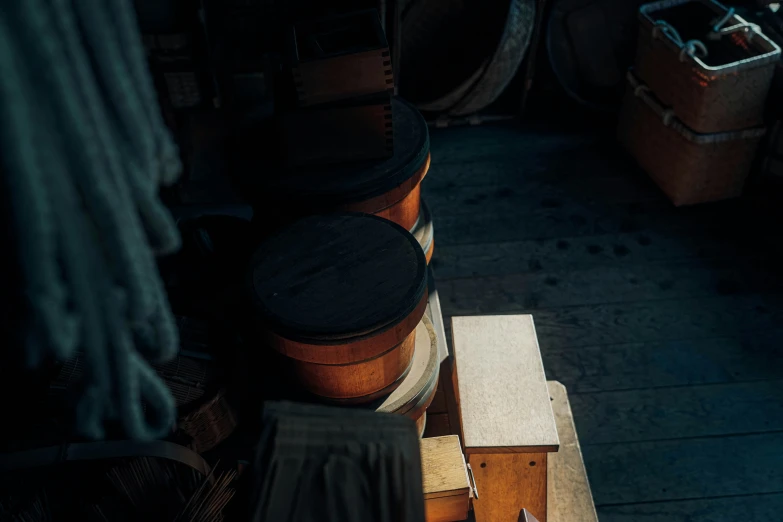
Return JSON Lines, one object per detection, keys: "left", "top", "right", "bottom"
{"left": 466, "top": 463, "right": 480, "bottom": 499}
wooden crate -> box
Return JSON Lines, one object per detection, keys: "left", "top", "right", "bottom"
{"left": 288, "top": 9, "right": 394, "bottom": 107}
{"left": 452, "top": 315, "right": 560, "bottom": 522}
{"left": 282, "top": 93, "right": 393, "bottom": 167}
{"left": 421, "top": 436, "right": 472, "bottom": 522}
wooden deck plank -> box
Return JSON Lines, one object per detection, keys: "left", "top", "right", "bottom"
{"left": 571, "top": 380, "right": 783, "bottom": 444}
{"left": 440, "top": 294, "right": 783, "bottom": 350}
{"left": 597, "top": 493, "right": 783, "bottom": 522}
{"left": 431, "top": 230, "right": 753, "bottom": 280}
{"left": 541, "top": 331, "right": 783, "bottom": 394}
{"left": 430, "top": 199, "right": 743, "bottom": 247}
{"left": 428, "top": 126, "right": 598, "bottom": 168}
{"left": 427, "top": 122, "right": 783, "bottom": 518}
{"left": 438, "top": 258, "right": 780, "bottom": 314}
{"left": 547, "top": 381, "right": 598, "bottom": 522}
{"left": 583, "top": 433, "right": 783, "bottom": 505}
{"left": 424, "top": 175, "right": 659, "bottom": 218}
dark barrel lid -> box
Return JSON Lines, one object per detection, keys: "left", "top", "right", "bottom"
{"left": 263, "top": 97, "right": 429, "bottom": 204}
{"left": 248, "top": 213, "right": 428, "bottom": 343}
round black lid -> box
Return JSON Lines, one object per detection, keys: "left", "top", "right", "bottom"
{"left": 248, "top": 213, "right": 428, "bottom": 343}
{"left": 263, "top": 98, "right": 429, "bottom": 204}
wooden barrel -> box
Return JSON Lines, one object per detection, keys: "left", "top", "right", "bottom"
{"left": 410, "top": 199, "right": 434, "bottom": 264}
{"left": 400, "top": 0, "right": 535, "bottom": 116}
{"left": 251, "top": 97, "right": 430, "bottom": 234}
{"left": 247, "top": 213, "right": 428, "bottom": 401}
{"left": 547, "top": 0, "right": 645, "bottom": 111}
{"left": 376, "top": 315, "right": 439, "bottom": 436}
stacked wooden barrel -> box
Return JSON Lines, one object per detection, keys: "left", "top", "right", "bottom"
{"left": 247, "top": 213, "right": 438, "bottom": 433}
{"left": 251, "top": 97, "right": 434, "bottom": 263}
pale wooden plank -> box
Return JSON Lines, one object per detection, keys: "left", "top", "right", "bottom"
{"left": 571, "top": 379, "right": 783, "bottom": 445}
{"left": 438, "top": 258, "right": 780, "bottom": 314}
{"left": 427, "top": 266, "right": 450, "bottom": 362}
{"left": 542, "top": 331, "right": 783, "bottom": 393}
{"left": 547, "top": 381, "right": 598, "bottom": 522}
{"left": 442, "top": 295, "right": 783, "bottom": 350}
{"left": 431, "top": 230, "right": 750, "bottom": 280}
{"left": 583, "top": 433, "right": 783, "bottom": 505}
{"left": 452, "top": 315, "right": 559, "bottom": 452}
{"left": 420, "top": 435, "right": 471, "bottom": 522}
{"left": 420, "top": 435, "right": 471, "bottom": 498}
{"left": 598, "top": 493, "right": 783, "bottom": 522}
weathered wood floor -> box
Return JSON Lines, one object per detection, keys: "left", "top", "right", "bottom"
{"left": 424, "top": 123, "right": 783, "bottom": 522}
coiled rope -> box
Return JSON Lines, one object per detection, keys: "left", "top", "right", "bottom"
{"left": 0, "top": 0, "right": 181, "bottom": 439}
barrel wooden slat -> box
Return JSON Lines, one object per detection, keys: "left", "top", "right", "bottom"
{"left": 248, "top": 213, "right": 428, "bottom": 400}
{"left": 292, "top": 331, "right": 417, "bottom": 400}
{"left": 377, "top": 315, "right": 439, "bottom": 434}
{"left": 339, "top": 153, "right": 430, "bottom": 231}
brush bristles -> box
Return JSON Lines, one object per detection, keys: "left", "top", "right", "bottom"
{"left": 104, "top": 457, "right": 235, "bottom": 522}
{"left": 1, "top": 491, "right": 50, "bottom": 522}
{"left": 175, "top": 466, "right": 237, "bottom": 522}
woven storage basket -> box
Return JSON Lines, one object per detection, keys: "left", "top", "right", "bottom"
{"left": 619, "top": 70, "right": 766, "bottom": 206}
{"left": 636, "top": 0, "right": 780, "bottom": 134}
{"left": 50, "top": 349, "right": 237, "bottom": 454}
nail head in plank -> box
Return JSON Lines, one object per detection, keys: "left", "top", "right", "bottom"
{"left": 452, "top": 315, "right": 559, "bottom": 453}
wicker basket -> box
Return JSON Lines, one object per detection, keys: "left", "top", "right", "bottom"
{"left": 50, "top": 351, "right": 237, "bottom": 454}
{"left": 619, "top": 70, "right": 766, "bottom": 206}
{"left": 636, "top": 0, "right": 780, "bottom": 133}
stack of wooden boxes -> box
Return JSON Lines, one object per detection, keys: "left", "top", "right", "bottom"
{"left": 619, "top": 0, "right": 781, "bottom": 206}
{"left": 283, "top": 9, "right": 395, "bottom": 167}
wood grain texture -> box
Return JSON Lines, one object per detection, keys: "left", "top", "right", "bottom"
{"left": 570, "top": 379, "right": 783, "bottom": 444}
{"left": 431, "top": 230, "right": 754, "bottom": 280}
{"left": 291, "top": 10, "right": 391, "bottom": 106}
{"left": 446, "top": 294, "right": 783, "bottom": 351}
{"left": 469, "top": 453, "right": 548, "bottom": 522}
{"left": 340, "top": 154, "right": 430, "bottom": 231}
{"left": 542, "top": 331, "right": 783, "bottom": 394}
{"left": 452, "top": 315, "right": 559, "bottom": 453}
{"left": 424, "top": 494, "right": 471, "bottom": 522}
{"left": 431, "top": 199, "right": 744, "bottom": 247}
{"left": 294, "top": 49, "right": 393, "bottom": 106}
{"left": 419, "top": 121, "right": 783, "bottom": 520}
{"left": 420, "top": 435, "right": 471, "bottom": 498}
{"left": 423, "top": 413, "right": 452, "bottom": 438}
{"left": 250, "top": 213, "right": 426, "bottom": 341}
{"left": 583, "top": 433, "right": 783, "bottom": 505}
{"left": 292, "top": 330, "right": 415, "bottom": 399}
{"left": 439, "top": 258, "right": 781, "bottom": 314}
{"left": 378, "top": 315, "right": 439, "bottom": 418}
{"left": 425, "top": 175, "right": 659, "bottom": 218}
{"left": 260, "top": 97, "right": 428, "bottom": 205}
{"left": 597, "top": 493, "right": 783, "bottom": 522}
{"left": 283, "top": 97, "right": 393, "bottom": 166}
{"left": 262, "top": 289, "right": 428, "bottom": 365}
{"left": 427, "top": 267, "right": 450, "bottom": 363}
{"left": 429, "top": 386, "right": 447, "bottom": 414}
{"left": 546, "top": 381, "right": 598, "bottom": 522}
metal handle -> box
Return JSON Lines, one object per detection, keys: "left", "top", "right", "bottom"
{"left": 467, "top": 463, "right": 480, "bottom": 499}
